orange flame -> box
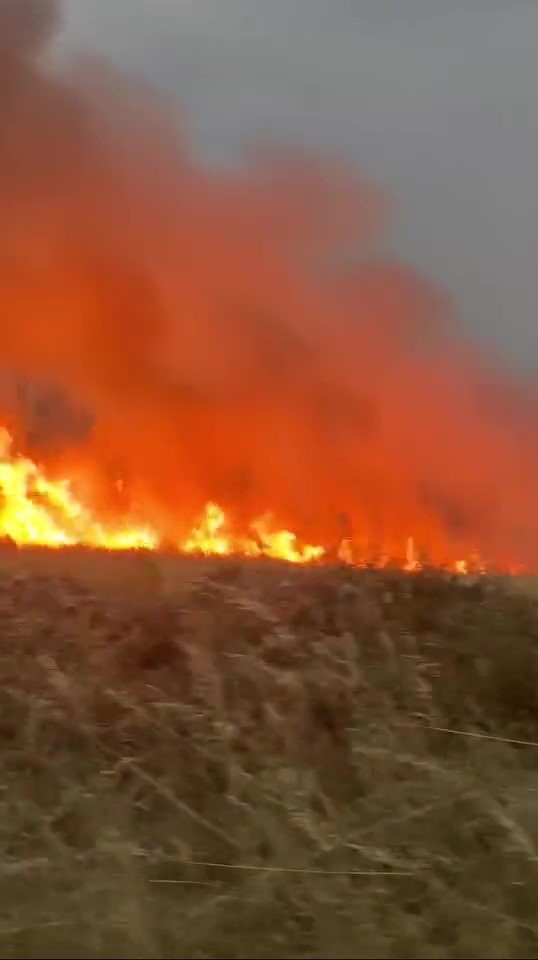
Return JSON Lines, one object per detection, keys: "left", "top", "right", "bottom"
{"left": 0, "top": 428, "right": 325, "bottom": 564}
{"left": 0, "top": 2, "right": 534, "bottom": 580}
{"left": 183, "top": 501, "right": 324, "bottom": 564}
{"left": 0, "top": 427, "right": 488, "bottom": 573}
{"left": 0, "top": 429, "right": 158, "bottom": 551}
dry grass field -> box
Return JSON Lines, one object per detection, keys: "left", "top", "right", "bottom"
{"left": 0, "top": 548, "right": 537, "bottom": 958}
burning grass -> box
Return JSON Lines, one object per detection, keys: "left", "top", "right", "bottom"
{"left": 0, "top": 427, "right": 484, "bottom": 572}
{"left": 0, "top": 549, "right": 538, "bottom": 957}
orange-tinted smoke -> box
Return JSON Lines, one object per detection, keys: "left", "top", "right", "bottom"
{"left": 0, "top": 0, "right": 536, "bottom": 568}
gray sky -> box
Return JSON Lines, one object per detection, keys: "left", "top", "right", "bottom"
{"left": 60, "top": 1, "right": 538, "bottom": 370}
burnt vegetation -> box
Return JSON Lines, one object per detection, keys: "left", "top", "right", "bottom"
{"left": 0, "top": 551, "right": 536, "bottom": 957}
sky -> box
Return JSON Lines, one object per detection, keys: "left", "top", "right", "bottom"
{"left": 59, "top": 0, "right": 538, "bottom": 370}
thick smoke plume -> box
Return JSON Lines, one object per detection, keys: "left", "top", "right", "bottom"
{"left": 0, "top": 0, "right": 536, "bottom": 566}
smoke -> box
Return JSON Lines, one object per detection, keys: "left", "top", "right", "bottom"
{"left": 0, "top": 0, "right": 535, "bottom": 566}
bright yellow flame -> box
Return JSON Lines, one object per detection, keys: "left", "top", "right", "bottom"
{"left": 0, "top": 428, "right": 489, "bottom": 572}
{"left": 182, "top": 501, "right": 324, "bottom": 564}
{"left": 0, "top": 433, "right": 324, "bottom": 563}
{"left": 182, "top": 502, "right": 234, "bottom": 557}
{"left": 0, "top": 429, "right": 158, "bottom": 551}
{"left": 251, "top": 516, "right": 325, "bottom": 564}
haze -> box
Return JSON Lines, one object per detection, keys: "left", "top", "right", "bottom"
{"left": 60, "top": 0, "right": 538, "bottom": 370}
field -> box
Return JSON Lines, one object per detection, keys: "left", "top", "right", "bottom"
{"left": 0, "top": 549, "right": 538, "bottom": 958}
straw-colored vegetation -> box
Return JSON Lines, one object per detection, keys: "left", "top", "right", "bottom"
{"left": 0, "top": 548, "right": 537, "bottom": 959}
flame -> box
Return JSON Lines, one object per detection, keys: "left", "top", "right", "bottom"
{"left": 0, "top": 429, "right": 325, "bottom": 564}
{"left": 0, "top": 427, "right": 493, "bottom": 573}
{"left": 0, "top": 429, "right": 158, "bottom": 551}
{"left": 183, "top": 501, "right": 324, "bottom": 564}
{"left": 0, "top": 2, "right": 535, "bottom": 580}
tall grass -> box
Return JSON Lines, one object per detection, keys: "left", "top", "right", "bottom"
{"left": 0, "top": 553, "right": 537, "bottom": 958}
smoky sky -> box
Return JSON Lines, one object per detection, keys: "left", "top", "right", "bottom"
{"left": 58, "top": 0, "right": 538, "bottom": 371}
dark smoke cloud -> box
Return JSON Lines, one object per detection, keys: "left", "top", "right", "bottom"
{"left": 0, "top": 0, "right": 536, "bottom": 567}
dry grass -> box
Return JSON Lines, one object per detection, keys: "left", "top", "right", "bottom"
{"left": 0, "top": 549, "right": 537, "bottom": 958}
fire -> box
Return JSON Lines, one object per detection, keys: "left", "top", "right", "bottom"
{"left": 0, "top": 2, "right": 536, "bottom": 579}
{"left": 0, "top": 429, "right": 325, "bottom": 564}
{"left": 0, "top": 428, "right": 487, "bottom": 572}
{"left": 0, "top": 429, "right": 158, "bottom": 551}
{"left": 183, "top": 501, "right": 325, "bottom": 564}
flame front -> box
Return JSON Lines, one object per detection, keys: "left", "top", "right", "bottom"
{"left": 0, "top": 429, "right": 159, "bottom": 551}
{"left": 0, "top": 429, "right": 325, "bottom": 565}
{"left": 0, "top": 428, "right": 489, "bottom": 572}
{"left": 183, "top": 502, "right": 324, "bottom": 564}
